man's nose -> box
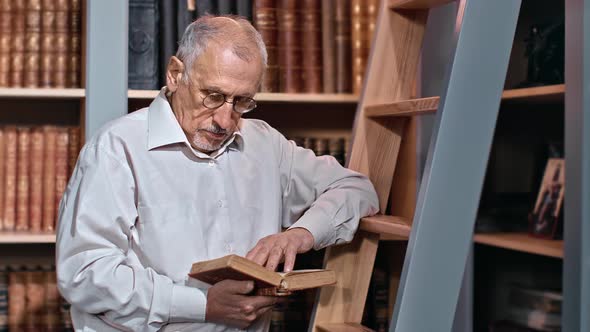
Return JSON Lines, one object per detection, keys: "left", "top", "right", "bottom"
{"left": 213, "top": 102, "right": 234, "bottom": 130}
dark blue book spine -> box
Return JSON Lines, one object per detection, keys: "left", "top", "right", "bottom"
{"left": 129, "top": 0, "right": 160, "bottom": 90}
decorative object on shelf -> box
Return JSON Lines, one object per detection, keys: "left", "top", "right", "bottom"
{"left": 518, "top": 21, "right": 564, "bottom": 88}
{"left": 528, "top": 158, "right": 564, "bottom": 239}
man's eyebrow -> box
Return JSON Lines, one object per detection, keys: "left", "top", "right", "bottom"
{"left": 203, "top": 85, "right": 255, "bottom": 99}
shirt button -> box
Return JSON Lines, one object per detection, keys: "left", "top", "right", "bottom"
{"left": 225, "top": 243, "right": 233, "bottom": 253}
{"left": 217, "top": 200, "right": 223, "bottom": 208}
{"left": 208, "top": 160, "right": 215, "bottom": 167}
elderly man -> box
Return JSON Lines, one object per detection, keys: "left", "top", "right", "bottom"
{"left": 56, "top": 16, "right": 378, "bottom": 332}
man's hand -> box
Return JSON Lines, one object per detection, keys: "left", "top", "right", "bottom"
{"left": 205, "top": 280, "right": 277, "bottom": 329}
{"left": 246, "top": 228, "right": 314, "bottom": 272}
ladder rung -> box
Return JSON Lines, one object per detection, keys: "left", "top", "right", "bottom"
{"left": 389, "top": 0, "right": 455, "bottom": 9}
{"left": 317, "top": 323, "right": 375, "bottom": 332}
{"left": 365, "top": 96, "right": 439, "bottom": 118}
{"left": 359, "top": 215, "right": 412, "bottom": 238}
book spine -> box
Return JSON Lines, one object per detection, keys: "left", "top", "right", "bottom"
{"left": 128, "top": 0, "right": 160, "bottom": 90}
{"left": 277, "top": 0, "right": 302, "bottom": 93}
{"left": 10, "top": 0, "right": 26, "bottom": 87}
{"left": 334, "top": 0, "right": 351, "bottom": 93}
{"left": 0, "top": 128, "right": 4, "bottom": 231}
{"left": 24, "top": 0, "right": 41, "bottom": 88}
{"left": 217, "top": 0, "right": 235, "bottom": 15}
{"left": 0, "top": 1, "right": 11, "bottom": 87}
{"left": 3, "top": 127, "right": 16, "bottom": 231}
{"left": 29, "top": 127, "right": 44, "bottom": 232}
{"left": 68, "top": 0, "right": 80, "bottom": 88}
{"left": 44, "top": 270, "right": 60, "bottom": 331}
{"left": 236, "top": 0, "right": 252, "bottom": 22}
{"left": 42, "top": 126, "right": 56, "bottom": 232}
{"left": 67, "top": 126, "right": 80, "bottom": 176}
{"left": 328, "top": 137, "right": 346, "bottom": 166}
{"left": 50, "top": 0, "right": 68, "bottom": 88}
{"left": 351, "top": 0, "right": 367, "bottom": 94}
{"left": 195, "top": 0, "right": 216, "bottom": 18}
{"left": 367, "top": 0, "right": 379, "bottom": 49}
{"left": 301, "top": 0, "right": 322, "bottom": 93}
{"left": 0, "top": 266, "right": 7, "bottom": 332}
{"left": 16, "top": 127, "right": 30, "bottom": 231}
{"left": 254, "top": 0, "right": 279, "bottom": 92}
{"left": 321, "top": 0, "right": 335, "bottom": 93}
{"left": 8, "top": 271, "right": 26, "bottom": 331}
{"left": 55, "top": 128, "right": 69, "bottom": 222}
{"left": 25, "top": 270, "right": 45, "bottom": 331}
{"left": 158, "top": 0, "right": 177, "bottom": 87}
{"left": 39, "top": 0, "right": 55, "bottom": 87}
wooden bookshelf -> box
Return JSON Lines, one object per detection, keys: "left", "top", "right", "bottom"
{"left": 0, "top": 88, "right": 85, "bottom": 99}
{"left": 474, "top": 232, "right": 563, "bottom": 259}
{"left": 0, "top": 232, "right": 56, "bottom": 244}
{"left": 501, "top": 84, "right": 565, "bottom": 102}
{"left": 128, "top": 89, "right": 359, "bottom": 103}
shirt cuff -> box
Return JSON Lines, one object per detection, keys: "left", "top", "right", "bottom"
{"left": 288, "top": 207, "right": 334, "bottom": 250}
{"left": 169, "top": 284, "right": 208, "bottom": 323}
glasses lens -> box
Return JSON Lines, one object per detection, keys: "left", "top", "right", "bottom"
{"left": 234, "top": 98, "right": 257, "bottom": 113}
{"left": 203, "top": 93, "right": 225, "bottom": 108}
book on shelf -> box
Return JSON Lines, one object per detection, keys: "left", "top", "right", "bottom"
{"left": 128, "top": 0, "right": 160, "bottom": 90}
{"left": 189, "top": 254, "right": 336, "bottom": 296}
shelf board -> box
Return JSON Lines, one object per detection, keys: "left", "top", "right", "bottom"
{"left": 0, "top": 232, "right": 56, "bottom": 244}
{"left": 0, "top": 88, "right": 85, "bottom": 99}
{"left": 128, "top": 89, "right": 359, "bottom": 103}
{"left": 501, "top": 84, "right": 565, "bottom": 101}
{"left": 474, "top": 232, "right": 563, "bottom": 259}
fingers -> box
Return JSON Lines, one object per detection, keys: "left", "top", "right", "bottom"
{"left": 283, "top": 245, "right": 298, "bottom": 272}
{"left": 265, "top": 245, "right": 283, "bottom": 271}
{"left": 219, "top": 279, "right": 255, "bottom": 295}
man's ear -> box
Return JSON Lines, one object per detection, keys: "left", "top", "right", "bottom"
{"left": 166, "top": 56, "right": 185, "bottom": 93}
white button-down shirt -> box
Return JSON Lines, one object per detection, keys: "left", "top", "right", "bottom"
{"left": 56, "top": 90, "right": 379, "bottom": 332}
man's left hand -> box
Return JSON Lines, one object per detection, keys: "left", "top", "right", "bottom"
{"left": 246, "top": 228, "right": 314, "bottom": 272}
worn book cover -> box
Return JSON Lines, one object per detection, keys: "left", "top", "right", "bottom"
{"left": 189, "top": 254, "right": 336, "bottom": 296}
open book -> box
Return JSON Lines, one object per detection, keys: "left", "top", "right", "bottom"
{"left": 188, "top": 254, "right": 336, "bottom": 296}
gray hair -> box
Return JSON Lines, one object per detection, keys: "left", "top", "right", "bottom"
{"left": 176, "top": 15, "right": 268, "bottom": 83}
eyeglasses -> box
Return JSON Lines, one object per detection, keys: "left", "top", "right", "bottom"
{"left": 201, "top": 91, "right": 257, "bottom": 114}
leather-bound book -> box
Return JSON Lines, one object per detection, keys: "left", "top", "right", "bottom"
{"left": 176, "top": 0, "right": 194, "bottom": 38}
{"left": 68, "top": 0, "right": 80, "bottom": 88}
{"left": 24, "top": 0, "right": 41, "bottom": 88}
{"left": 277, "top": 0, "right": 302, "bottom": 93}
{"left": 29, "top": 127, "right": 44, "bottom": 232}
{"left": 351, "top": 0, "right": 368, "bottom": 94}
{"left": 301, "top": 0, "right": 322, "bottom": 93}
{"left": 367, "top": 0, "right": 378, "bottom": 47}
{"left": 3, "top": 127, "right": 17, "bottom": 231}
{"left": 334, "top": 0, "right": 351, "bottom": 93}
{"left": 67, "top": 126, "right": 80, "bottom": 176}
{"left": 159, "top": 0, "right": 177, "bottom": 87}
{"left": 16, "top": 127, "right": 30, "bottom": 231}
{"left": 54, "top": 128, "right": 68, "bottom": 223}
{"left": 0, "top": 0, "right": 11, "bottom": 87}
{"left": 195, "top": 0, "right": 216, "bottom": 18}
{"left": 0, "top": 265, "right": 7, "bottom": 331}
{"left": 25, "top": 270, "right": 45, "bottom": 331}
{"left": 0, "top": 129, "right": 4, "bottom": 230}
{"left": 128, "top": 0, "right": 160, "bottom": 90}
{"left": 40, "top": 0, "right": 56, "bottom": 87}
{"left": 44, "top": 270, "right": 60, "bottom": 331}
{"left": 217, "top": 0, "right": 235, "bottom": 15}
{"left": 236, "top": 0, "right": 252, "bottom": 21}
{"left": 254, "top": 0, "right": 278, "bottom": 92}
{"left": 10, "top": 0, "right": 26, "bottom": 87}
{"left": 8, "top": 270, "right": 26, "bottom": 331}
{"left": 42, "top": 126, "right": 56, "bottom": 233}
{"left": 321, "top": 0, "right": 335, "bottom": 93}
{"left": 49, "top": 0, "right": 68, "bottom": 88}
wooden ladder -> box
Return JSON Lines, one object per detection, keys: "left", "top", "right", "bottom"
{"left": 310, "top": 0, "right": 521, "bottom": 331}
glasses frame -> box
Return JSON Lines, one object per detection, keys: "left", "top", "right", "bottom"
{"left": 200, "top": 91, "right": 258, "bottom": 114}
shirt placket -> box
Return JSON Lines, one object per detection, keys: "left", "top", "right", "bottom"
{"left": 208, "top": 155, "right": 235, "bottom": 257}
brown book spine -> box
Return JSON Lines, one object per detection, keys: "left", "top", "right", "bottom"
{"left": 68, "top": 0, "right": 79, "bottom": 88}
{"left": 351, "top": 0, "right": 368, "bottom": 94}
{"left": 3, "top": 127, "right": 17, "bottom": 231}
{"left": 25, "top": 270, "right": 46, "bottom": 331}
{"left": 67, "top": 126, "right": 80, "bottom": 176}
{"left": 0, "top": 128, "right": 4, "bottom": 230}
{"left": 10, "top": 0, "right": 26, "bottom": 87}
{"left": 334, "top": 0, "right": 351, "bottom": 93}
{"left": 40, "top": 0, "right": 55, "bottom": 87}
{"left": 44, "top": 270, "right": 60, "bottom": 331}
{"left": 53, "top": 0, "right": 69, "bottom": 88}
{"left": 16, "top": 127, "right": 30, "bottom": 231}
{"left": 301, "top": 0, "right": 322, "bottom": 93}
{"left": 255, "top": 0, "right": 279, "bottom": 92}
{"left": 321, "top": 0, "right": 335, "bottom": 93}
{"left": 54, "top": 127, "right": 68, "bottom": 223}
{"left": 367, "top": 0, "right": 378, "bottom": 48}
{"left": 42, "top": 126, "right": 56, "bottom": 232}
{"left": 8, "top": 270, "right": 26, "bottom": 331}
{"left": 277, "top": 0, "right": 302, "bottom": 93}
{"left": 24, "top": 0, "right": 41, "bottom": 88}
{"left": 29, "top": 127, "right": 44, "bottom": 232}
{"left": 0, "top": 0, "right": 12, "bottom": 87}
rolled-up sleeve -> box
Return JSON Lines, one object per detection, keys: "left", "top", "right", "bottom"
{"left": 276, "top": 134, "right": 380, "bottom": 249}
{"left": 56, "top": 145, "right": 207, "bottom": 332}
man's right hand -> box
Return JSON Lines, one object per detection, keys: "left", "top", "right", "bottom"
{"left": 205, "top": 279, "right": 277, "bottom": 329}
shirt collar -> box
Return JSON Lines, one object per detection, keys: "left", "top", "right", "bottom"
{"left": 147, "top": 88, "right": 244, "bottom": 158}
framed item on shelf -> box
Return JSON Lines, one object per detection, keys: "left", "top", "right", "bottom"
{"left": 529, "top": 158, "right": 565, "bottom": 239}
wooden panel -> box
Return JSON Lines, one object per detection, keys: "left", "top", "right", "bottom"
{"left": 311, "top": 232, "right": 379, "bottom": 331}
{"left": 474, "top": 233, "right": 563, "bottom": 259}
{"left": 317, "top": 323, "right": 375, "bottom": 332}
{"left": 389, "top": 0, "right": 454, "bottom": 9}
{"left": 359, "top": 215, "right": 411, "bottom": 238}
{"left": 0, "top": 232, "right": 56, "bottom": 243}
{"left": 365, "top": 96, "right": 438, "bottom": 117}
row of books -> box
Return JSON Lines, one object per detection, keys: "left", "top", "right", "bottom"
{"left": 129, "top": 0, "right": 378, "bottom": 95}
{"left": 494, "top": 286, "right": 562, "bottom": 332}
{"left": 0, "top": 0, "right": 82, "bottom": 89}
{"left": 0, "top": 265, "right": 73, "bottom": 332}
{"left": 0, "top": 125, "right": 80, "bottom": 233}
{"left": 289, "top": 136, "right": 350, "bottom": 167}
